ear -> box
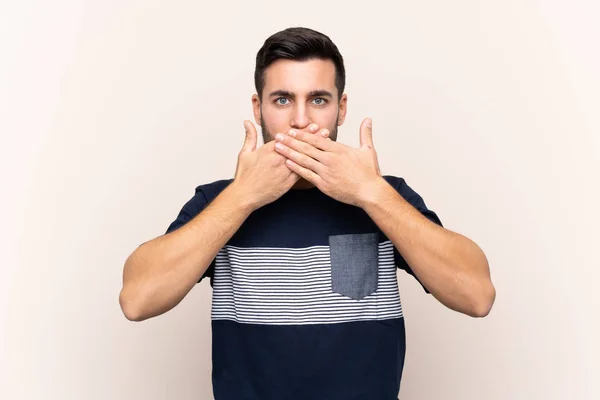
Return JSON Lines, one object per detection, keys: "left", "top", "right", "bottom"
{"left": 252, "top": 94, "right": 262, "bottom": 126}
{"left": 336, "top": 93, "right": 348, "bottom": 126}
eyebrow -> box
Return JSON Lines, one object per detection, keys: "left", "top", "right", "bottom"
{"left": 268, "top": 90, "right": 334, "bottom": 99}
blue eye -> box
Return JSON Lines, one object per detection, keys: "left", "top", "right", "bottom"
{"left": 312, "top": 98, "right": 327, "bottom": 105}
{"left": 276, "top": 98, "right": 289, "bottom": 105}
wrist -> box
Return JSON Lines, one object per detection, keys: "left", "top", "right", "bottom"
{"left": 226, "top": 180, "right": 259, "bottom": 214}
{"left": 358, "top": 176, "right": 394, "bottom": 210}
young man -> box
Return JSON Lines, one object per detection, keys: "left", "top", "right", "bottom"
{"left": 119, "top": 27, "right": 495, "bottom": 400}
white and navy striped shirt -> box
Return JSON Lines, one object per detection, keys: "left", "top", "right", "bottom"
{"left": 165, "top": 175, "right": 442, "bottom": 400}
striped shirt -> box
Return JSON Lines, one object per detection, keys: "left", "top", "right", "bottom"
{"left": 165, "top": 175, "right": 442, "bottom": 400}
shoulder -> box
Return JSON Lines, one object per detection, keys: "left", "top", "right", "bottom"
{"left": 176, "top": 177, "right": 234, "bottom": 213}
{"left": 193, "top": 178, "right": 234, "bottom": 203}
{"left": 382, "top": 175, "right": 417, "bottom": 199}
{"left": 165, "top": 178, "right": 234, "bottom": 234}
{"left": 382, "top": 174, "right": 442, "bottom": 226}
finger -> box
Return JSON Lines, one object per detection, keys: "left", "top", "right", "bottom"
{"left": 319, "top": 128, "right": 329, "bottom": 138}
{"left": 276, "top": 142, "right": 325, "bottom": 174}
{"left": 308, "top": 123, "right": 320, "bottom": 133}
{"left": 278, "top": 131, "right": 331, "bottom": 164}
{"left": 287, "top": 170, "right": 300, "bottom": 185}
{"left": 242, "top": 120, "right": 258, "bottom": 152}
{"left": 285, "top": 159, "right": 323, "bottom": 187}
{"left": 359, "top": 117, "right": 373, "bottom": 149}
{"left": 288, "top": 129, "right": 336, "bottom": 152}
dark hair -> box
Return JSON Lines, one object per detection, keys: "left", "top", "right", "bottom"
{"left": 254, "top": 27, "right": 345, "bottom": 101}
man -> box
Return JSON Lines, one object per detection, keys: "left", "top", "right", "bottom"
{"left": 119, "top": 27, "right": 495, "bottom": 399}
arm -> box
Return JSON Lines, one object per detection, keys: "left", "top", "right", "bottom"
{"left": 270, "top": 120, "right": 495, "bottom": 317}
{"left": 119, "top": 120, "right": 300, "bottom": 322}
{"left": 360, "top": 178, "right": 496, "bottom": 318}
{"left": 118, "top": 182, "right": 253, "bottom": 322}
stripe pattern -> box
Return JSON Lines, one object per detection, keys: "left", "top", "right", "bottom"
{"left": 211, "top": 240, "right": 403, "bottom": 325}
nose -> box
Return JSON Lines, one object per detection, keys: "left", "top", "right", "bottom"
{"left": 290, "top": 103, "right": 311, "bottom": 131}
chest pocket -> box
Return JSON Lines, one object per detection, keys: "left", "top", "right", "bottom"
{"left": 328, "top": 232, "right": 379, "bottom": 300}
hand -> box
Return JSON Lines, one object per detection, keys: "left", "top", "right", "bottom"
{"left": 274, "top": 118, "right": 383, "bottom": 207}
{"left": 232, "top": 121, "right": 301, "bottom": 211}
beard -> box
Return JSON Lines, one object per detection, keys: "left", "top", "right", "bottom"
{"left": 260, "top": 110, "right": 339, "bottom": 144}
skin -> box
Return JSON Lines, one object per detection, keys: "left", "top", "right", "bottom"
{"left": 244, "top": 58, "right": 496, "bottom": 317}
{"left": 118, "top": 57, "right": 495, "bottom": 322}
{"left": 251, "top": 58, "right": 347, "bottom": 190}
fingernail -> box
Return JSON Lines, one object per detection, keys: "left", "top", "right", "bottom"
{"left": 320, "top": 129, "right": 328, "bottom": 137}
{"left": 288, "top": 130, "right": 297, "bottom": 137}
{"left": 275, "top": 133, "right": 284, "bottom": 141}
{"left": 309, "top": 124, "right": 317, "bottom": 132}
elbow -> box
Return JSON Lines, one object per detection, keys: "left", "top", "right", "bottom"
{"left": 466, "top": 247, "right": 495, "bottom": 318}
{"left": 469, "top": 281, "right": 496, "bottom": 318}
{"left": 119, "top": 287, "right": 147, "bottom": 322}
{"left": 119, "top": 247, "right": 151, "bottom": 322}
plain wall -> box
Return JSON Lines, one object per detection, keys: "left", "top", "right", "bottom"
{"left": 2, "top": 0, "right": 599, "bottom": 399}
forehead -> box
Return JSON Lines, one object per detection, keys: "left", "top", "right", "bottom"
{"left": 262, "top": 58, "right": 337, "bottom": 95}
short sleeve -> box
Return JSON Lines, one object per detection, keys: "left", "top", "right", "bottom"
{"left": 386, "top": 176, "right": 444, "bottom": 294}
{"left": 165, "top": 186, "right": 216, "bottom": 285}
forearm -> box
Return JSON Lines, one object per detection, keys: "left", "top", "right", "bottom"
{"left": 119, "top": 182, "right": 254, "bottom": 321}
{"left": 360, "top": 178, "right": 495, "bottom": 317}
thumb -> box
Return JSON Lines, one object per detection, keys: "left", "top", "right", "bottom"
{"left": 359, "top": 117, "right": 374, "bottom": 149}
{"left": 242, "top": 120, "right": 258, "bottom": 152}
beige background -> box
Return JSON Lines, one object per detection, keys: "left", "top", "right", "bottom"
{"left": 2, "top": 0, "right": 599, "bottom": 399}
